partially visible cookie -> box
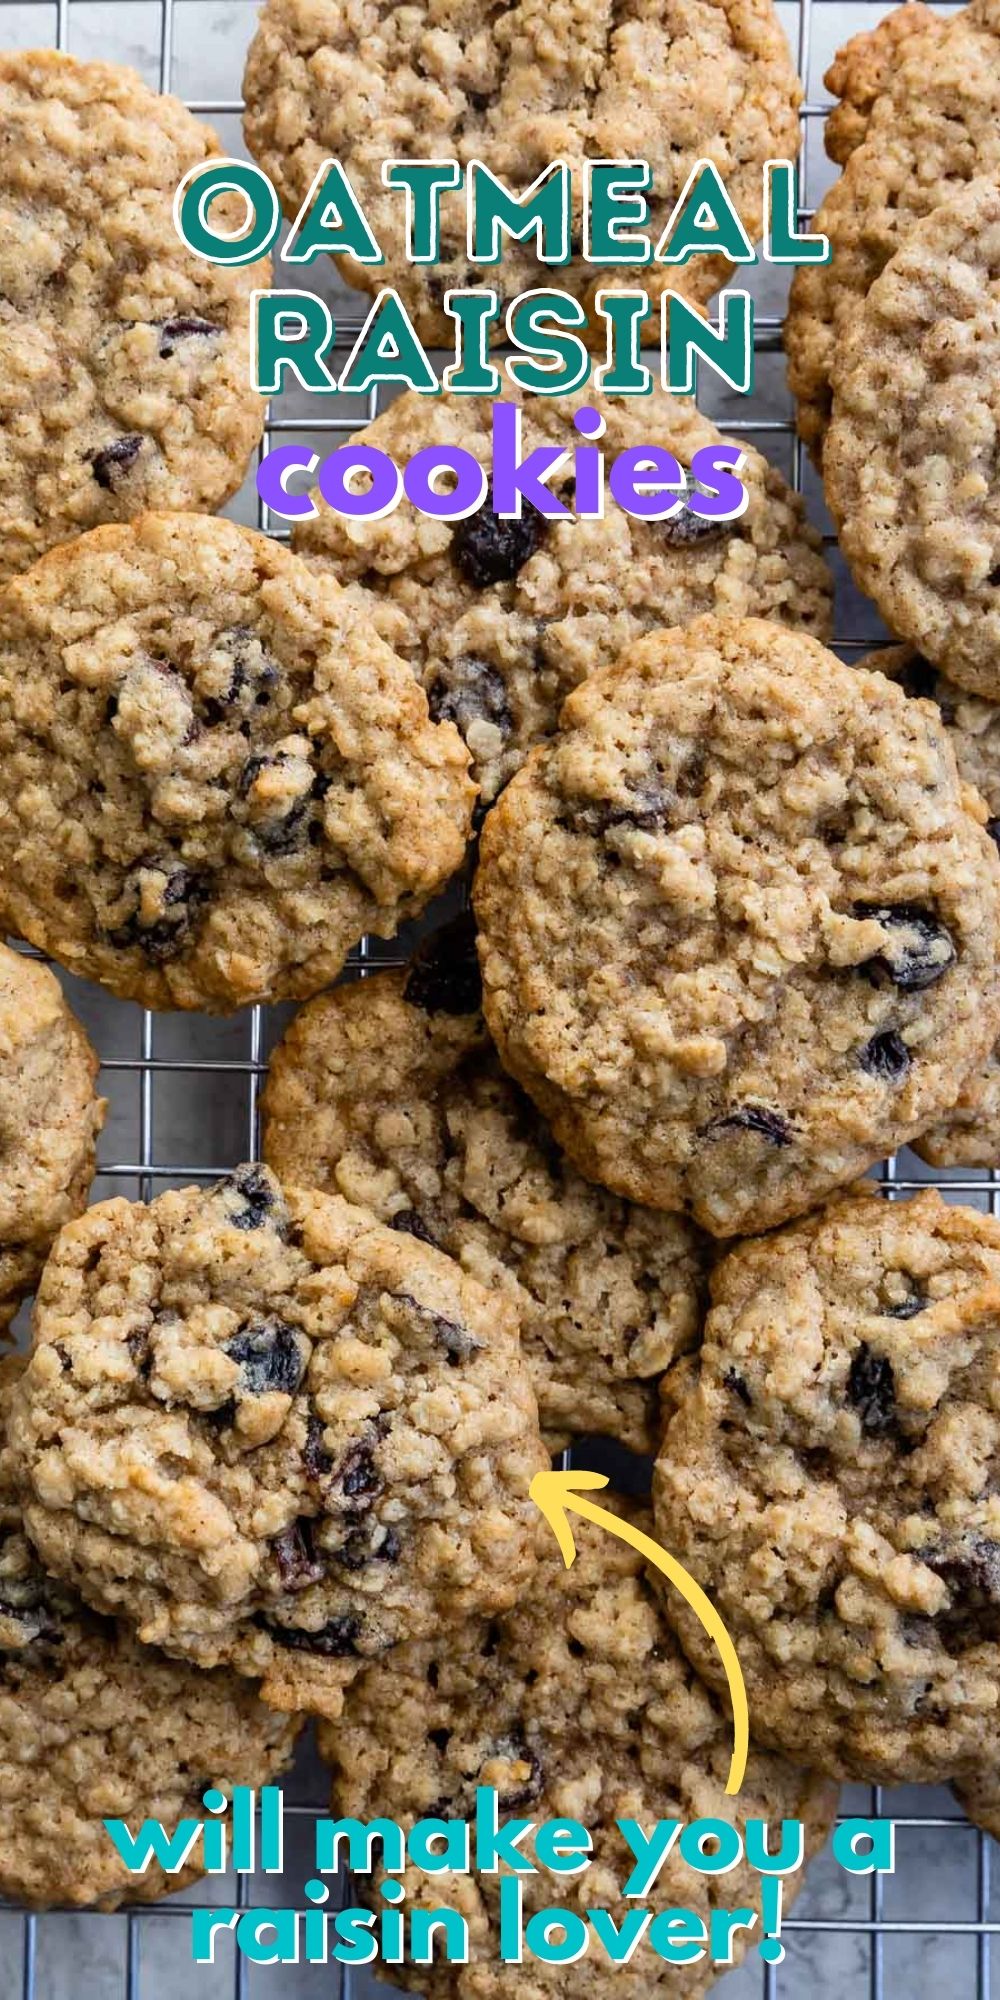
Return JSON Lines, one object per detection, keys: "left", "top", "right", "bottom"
{"left": 293, "top": 387, "right": 833, "bottom": 801}
{"left": 474, "top": 615, "right": 1000, "bottom": 1236}
{"left": 243, "top": 0, "right": 801, "bottom": 347}
{"left": 954, "top": 1771, "right": 1000, "bottom": 1843}
{"left": 786, "top": 2, "right": 1000, "bottom": 458}
{"left": 0, "top": 942, "right": 104, "bottom": 1331}
{"left": 823, "top": 4, "right": 947, "bottom": 166}
{"left": 0, "top": 51, "right": 269, "bottom": 580}
{"left": 859, "top": 645, "right": 1000, "bottom": 1167}
{"left": 320, "top": 1499, "right": 837, "bottom": 2000}
{"left": 654, "top": 1188, "right": 1000, "bottom": 1783}
{"left": 825, "top": 177, "right": 1000, "bottom": 701}
{"left": 8, "top": 1167, "right": 546, "bottom": 1720}
{"left": 0, "top": 1356, "right": 300, "bottom": 1910}
{"left": 0, "top": 513, "right": 475, "bottom": 1011}
{"left": 262, "top": 922, "right": 706, "bottom": 1454}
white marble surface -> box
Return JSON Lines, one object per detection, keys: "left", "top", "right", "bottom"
{"left": 0, "top": 0, "right": 992, "bottom": 1995}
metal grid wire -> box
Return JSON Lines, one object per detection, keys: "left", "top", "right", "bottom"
{"left": 0, "top": 0, "right": 995, "bottom": 1994}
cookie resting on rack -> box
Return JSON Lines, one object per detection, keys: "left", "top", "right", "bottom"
{"left": 291, "top": 386, "right": 833, "bottom": 802}
{"left": 785, "top": 0, "right": 1000, "bottom": 458}
{"left": 320, "top": 1498, "right": 837, "bottom": 2000}
{"left": 859, "top": 644, "right": 1000, "bottom": 1167}
{"left": 654, "top": 1189, "right": 1000, "bottom": 1783}
{"left": 261, "top": 919, "right": 706, "bottom": 1455}
{"left": 825, "top": 176, "right": 1000, "bottom": 703}
{"left": 0, "top": 50, "right": 269, "bottom": 580}
{"left": 0, "top": 942, "right": 104, "bottom": 1331}
{"left": 472, "top": 615, "right": 1000, "bottom": 1236}
{"left": 242, "top": 0, "right": 801, "bottom": 346}
{"left": 0, "top": 1356, "right": 301, "bottom": 1910}
{"left": 0, "top": 512, "right": 475, "bottom": 1010}
{"left": 7, "top": 1166, "right": 546, "bottom": 1720}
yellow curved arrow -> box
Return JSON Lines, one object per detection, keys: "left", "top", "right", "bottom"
{"left": 530, "top": 1467, "right": 749, "bottom": 1796}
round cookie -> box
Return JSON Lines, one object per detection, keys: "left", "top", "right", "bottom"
{"left": 473, "top": 615, "right": 1000, "bottom": 1236}
{"left": 242, "top": 0, "right": 801, "bottom": 347}
{"left": 825, "top": 177, "right": 1000, "bottom": 701}
{"left": 7, "top": 1166, "right": 546, "bottom": 1720}
{"left": 292, "top": 387, "right": 833, "bottom": 801}
{"left": 0, "top": 512, "right": 475, "bottom": 1011}
{"left": 785, "top": 0, "right": 1000, "bottom": 459}
{"left": 0, "top": 943, "right": 104, "bottom": 1331}
{"left": 653, "top": 1188, "right": 1000, "bottom": 1783}
{"left": 823, "top": 4, "right": 947, "bottom": 167}
{"left": 261, "top": 921, "right": 706, "bottom": 1455}
{"left": 0, "top": 51, "right": 269, "bottom": 581}
{"left": 320, "top": 1498, "right": 837, "bottom": 2000}
{"left": 0, "top": 1357, "right": 300, "bottom": 1910}
{"left": 860, "top": 645, "right": 1000, "bottom": 1167}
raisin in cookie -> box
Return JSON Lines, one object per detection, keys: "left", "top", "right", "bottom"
{"left": 0, "top": 943, "right": 104, "bottom": 1331}
{"left": 473, "top": 615, "right": 1000, "bottom": 1236}
{"left": 823, "top": 4, "right": 947, "bottom": 166}
{"left": 0, "top": 51, "right": 269, "bottom": 581}
{"left": 825, "top": 177, "right": 1000, "bottom": 701}
{"left": 653, "top": 1188, "right": 1000, "bottom": 1783}
{"left": 861, "top": 645, "right": 1000, "bottom": 1167}
{"left": 0, "top": 1356, "right": 299, "bottom": 1910}
{"left": 786, "top": 0, "right": 1000, "bottom": 459}
{"left": 293, "top": 387, "right": 833, "bottom": 802}
{"left": 0, "top": 513, "right": 474, "bottom": 1011}
{"left": 320, "top": 1499, "right": 837, "bottom": 2000}
{"left": 8, "top": 1166, "right": 546, "bottom": 1720}
{"left": 261, "top": 921, "right": 705, "bottom": 1455}
{"left": 242, "top": 0, "right": 801, "bottom": 347}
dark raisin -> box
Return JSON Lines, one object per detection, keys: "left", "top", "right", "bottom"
{"left": 390, "top": 1208, "right": 440, "bottom": 1248}
{"left": 574, "top": 785, "right": 671, "bottom": 837}
{"left": 304, "top": 1415, "right": 333, "bottom": 1483}
{"left": 662, "top": 508, "right": 729, "bottom": 547}
{"left": 860, "top": 1031, "right": 911, "bottom": 1081}
{"left": 896, "top": 654, "right": 940, "bottom": 705}
{"left": 925, "top": 1537, "right": 1000, "bottom": 1602}
{"left": 215, "top": 1164, "right": 286, "bottom": 1234}
{"left": 334, "top": 1441, "right": 383, "bottom": 1511}
{"left": 855, "top": 904, "right": 957, "bottom": 991}
{"left": 396, "top": 1291, "right": 482, "bottom": 1364}
{"left": 846, "top": 1342, "right": 896, "bottom": 1433}
{"left": 451, "top": 496, "right": 547, "bottom": 587}
{"left": 104, "top": 862, "right": 207, "bottom": 962}
{"left": 236, "top": 751, "right": 317, "bottom": 856}
{"left": 724, "top": 1368, "right": 752, "bottom": 1407}
{"left": 403, "top": 915, "right": 482, "bottom": 1016}
{"left": 224, "top": 1317, "right": 304, "bottom": 1398}
{"left": 91, "top": 434, "right": 144, "bottom": 488}
{"left": 465, "top": 88, "right": 492, "bottom": 113}
{"left": 883, "top": 1288, "right": 927, "bottom": 1320}
{"left": 702, "top": 1105, "right": 792, "bottom": 1146}
{"left": 336, "top": 1524, "right": 401, "bottom": 1571}
{"left": 272, "top": 1520, "right": 325, "bottom": 1592}
{"left": 987, "top": 818, "right": 1000, "bottom": 853}
{"left": 262, "top": 1612, "right": 363, "bottom": 1657}
{"left": 126, "top": 1327, "right": 151, "bottom": 1374}
{"left": 202, "top": 626, "right": 280, "bottom": 722}
{"left": 426, "top": 657, "right": 513, "bottom": 744}
{"left": 157, "top": 316, "right": 221, "bottom": 359}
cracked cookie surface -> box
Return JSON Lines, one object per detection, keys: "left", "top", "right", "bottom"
{"left": 473, "top": 615, "right": 1000, "bottom": 1236}
{"left": 822, "top": 3, "right": 946, "bottom": 166}
{"left": 292, "top": 387, "right": 833, "bottom": 802}
{"left": 262, "top": 921, "right": 706, "bottom": 1454}
{"left": 243, "top": 0, "right": 801, "bottom": 346}
{"left": 7, "top": 1167, "right": 545, "bottom": 1720}
{"left": 0, "top": 51, "right": 268, "bottom": 580}
{"left": 0, "top": 1357, "right": 300, "bottom": 1910}
{"left": 0, "top": 943, "right": 104, "bottom": 1331}
{"left": 320, "top": 1497, "right": 836, "bottom": 2000}
{"left": 0, "top": 512, "right": 474, "bottom": 1010}
{"left": 785, "top": 0, "right": 1000, "bottom": 459}
{"left": 825, "top": 177, "right": 1000, "bottom": 703}
{"left": 653, "top": 1189, "right": 1000, "bottom": 1782}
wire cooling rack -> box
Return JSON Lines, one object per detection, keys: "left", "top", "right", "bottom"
{"left": 0, "top": 0, "right": 996, "bottom": 1995}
